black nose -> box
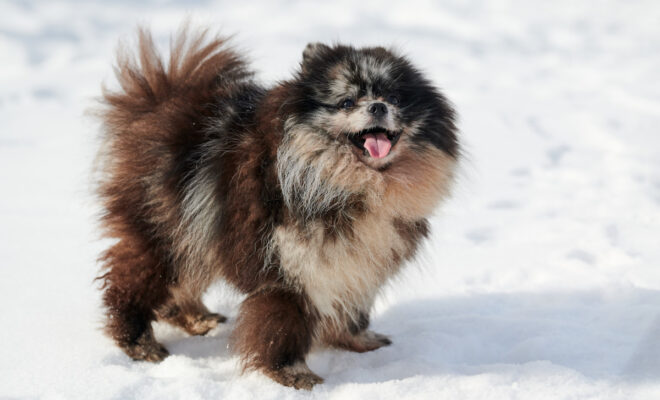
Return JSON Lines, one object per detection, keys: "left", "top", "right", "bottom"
{"left": 367, "top": 102, "right": 388, "bottom": 117}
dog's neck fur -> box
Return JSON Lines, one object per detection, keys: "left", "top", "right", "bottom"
{"left": 273, "top": 117, "right": 456, "bottom": 330}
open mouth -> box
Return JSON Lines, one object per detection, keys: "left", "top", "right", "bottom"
{"left": 347, "top": 127, "right": 402, "bottom": 159}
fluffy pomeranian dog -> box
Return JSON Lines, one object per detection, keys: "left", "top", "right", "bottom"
{"left": 96, "top": 26, "right": 458, "bottom": 389}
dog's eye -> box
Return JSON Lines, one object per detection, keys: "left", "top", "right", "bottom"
{"left": 386, "top": 94, "right": 400, "bottom": 105}
{"left": 340, "top": 99, "right": 355, "bottom": 109}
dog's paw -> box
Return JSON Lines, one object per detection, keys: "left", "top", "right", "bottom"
{"left": 186, "top": 312, "right": 227, "bottom": 336}
{"left": 122, "top": 331, "right": 170, "bottom": 362}
{"left": 336, "top": 330, "right": 392, "bottom": 353}
{"left": 266, "top": 361, "right": 324, "bottom": 390}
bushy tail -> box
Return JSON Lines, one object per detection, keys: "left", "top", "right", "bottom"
{"left": 99, "top": 25, "right": 249, "bottom": 131}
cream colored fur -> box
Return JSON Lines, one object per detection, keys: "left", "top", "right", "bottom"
{"left": 275, "top": 119, "right": 456, "bottom": 333}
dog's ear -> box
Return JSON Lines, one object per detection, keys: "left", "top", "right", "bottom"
{"left": 302, "top": 42, "right": 330, "bottom": 72}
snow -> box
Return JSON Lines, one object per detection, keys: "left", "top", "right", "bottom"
{"left": 1, "top": 0, "right": 660, "bottom": 399}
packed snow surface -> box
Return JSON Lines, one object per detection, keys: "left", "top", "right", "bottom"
{"left": 1, "top": 1, "right": 660, "bottom": 399}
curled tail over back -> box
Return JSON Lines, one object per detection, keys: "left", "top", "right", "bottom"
{"left": 101, "top": 26, "right": 249, "bottom": 126}
{"left": 96, "top": 25, "right": 251, "bottom": 241}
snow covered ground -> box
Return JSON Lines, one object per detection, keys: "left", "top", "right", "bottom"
{"left": 1, "top": 0, "right": 660, "bottom": 398}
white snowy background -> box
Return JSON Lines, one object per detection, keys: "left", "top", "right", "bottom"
{"left": 1, "top": 0, "right": 660, "bottom": 399}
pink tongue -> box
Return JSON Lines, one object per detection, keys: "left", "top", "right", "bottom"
{"left": 363, "top": 133, "right": 392, "bottom": 158}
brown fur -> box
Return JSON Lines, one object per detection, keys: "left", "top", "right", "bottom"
{"left": 156, "top": 285, "right": 227, "bottom": 336}
{"left": 232, "top": 285, "right": 318, "bottom": 371}
{"left": 95, "top": 26, "right": 458, "bottom": 389}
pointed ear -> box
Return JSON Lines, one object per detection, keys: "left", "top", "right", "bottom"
{"left": 302, "top": 42, "right": 330, "bottom": 71}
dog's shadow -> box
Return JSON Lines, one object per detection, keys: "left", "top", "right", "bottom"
{"left": 312, "top": 289, "right": 660, "bottom": 386}
{"left": 145, "top": 288, "right": 660, "bottom": 386}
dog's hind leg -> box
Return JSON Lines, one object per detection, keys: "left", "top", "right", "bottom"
{"left": 157, "top": 285, "right": 227, "bottom": 336}
{"left": 99, "top": 237, "right": 172, "bottom": 362}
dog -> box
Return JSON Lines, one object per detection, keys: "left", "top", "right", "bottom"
{"left": 95, "top": 26, "right": 458, "bottom": 390}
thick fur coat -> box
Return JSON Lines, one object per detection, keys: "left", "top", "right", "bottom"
{"left": 96, "top": 27, "right": 458, "bottom": 389}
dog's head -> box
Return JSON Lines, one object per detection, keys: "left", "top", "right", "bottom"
{"left": 291, "top": 43, "right": 457, "bottom": 166}
{"left": 278, "top": 43, "right": 459, "bottom": 219}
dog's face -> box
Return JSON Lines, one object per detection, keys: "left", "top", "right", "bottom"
{"left": 289, "top": 43, "right": 458, "bottom": 170}
{"left": 278, "top": 43, "right": 459, "bottom": 220}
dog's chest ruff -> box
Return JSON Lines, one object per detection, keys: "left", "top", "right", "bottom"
{"left": 274, "top": 209, "right": 413, "bottom": 320}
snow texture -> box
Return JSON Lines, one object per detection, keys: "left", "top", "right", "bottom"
{"left": 1, "top": 0, "right": 660, "bottom": 399}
